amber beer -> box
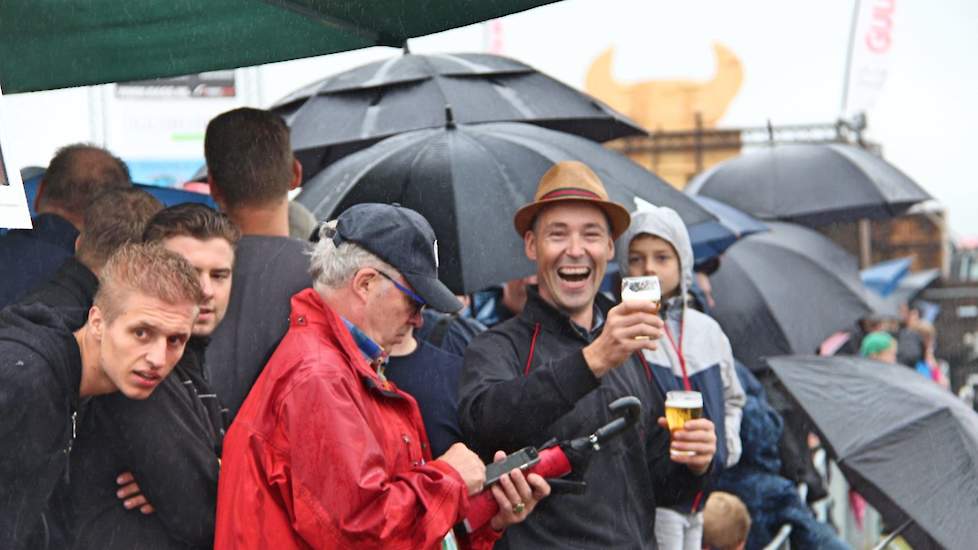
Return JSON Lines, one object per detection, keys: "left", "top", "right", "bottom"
{"left": 621, "top": 276, "right": 660, "bottom": 339}
{"left": 665, "top": 390, "right": 703, "bottom": 456}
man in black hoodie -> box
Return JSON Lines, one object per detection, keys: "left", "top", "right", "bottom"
{"left": 0, "top": 243, "right": 203, "bottom": 550}
{"left": 67, "top": 204, "right": 237, "bottom": 549}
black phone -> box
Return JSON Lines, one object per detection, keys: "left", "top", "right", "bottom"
{"left": 484, "top": 447, "right": 540, "bottom": 486}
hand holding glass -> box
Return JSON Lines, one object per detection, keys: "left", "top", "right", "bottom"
{"left": 621, "top": 275, "right": 660, "bottom": 339}
{"left": 665, "top": 390, "right": 703, "bottom": 457}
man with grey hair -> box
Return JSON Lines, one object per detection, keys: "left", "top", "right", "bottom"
{"left": 216, "top": 203, "right": 550, "bottom": 550}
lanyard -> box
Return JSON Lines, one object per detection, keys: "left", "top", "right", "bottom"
{"left": 663, "top": 322, "right": 692, "bottom": 391}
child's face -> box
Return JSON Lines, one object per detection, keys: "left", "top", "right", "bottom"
{"left": 626, "top": 234, "right": 681, "bottom": 298}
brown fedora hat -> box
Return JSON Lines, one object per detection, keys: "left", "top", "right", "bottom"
{"left": 514, "top": 161, "right": 631, "bottom": 239}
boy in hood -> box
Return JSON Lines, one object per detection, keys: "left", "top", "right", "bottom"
{"left": 0, "top": 243, "right": 203, "bottom": 549}
{"left": 616, "top": 205, "right": 746, "bottom": 550}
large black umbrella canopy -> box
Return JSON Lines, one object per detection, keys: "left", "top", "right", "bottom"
{"left": 709, "top": 221, "right": 873, "bottom": 371}
{"left": 768, "top": 355, "right": 978, "bottom": 550}
{"left": 686, "top": 144, "right": 932, "bottom": 226}
{"left": 297, "top": 121, "right": 718, "bottom": 294}
{"left": 272, "top": 52, "right": 646, "bottom": 177}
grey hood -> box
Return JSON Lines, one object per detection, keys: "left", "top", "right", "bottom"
{"left": 615, "top": 205, "right": 694, "bottom": 301}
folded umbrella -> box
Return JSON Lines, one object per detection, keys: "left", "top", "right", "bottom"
{"left": 686, "top": 144, "right": 932, "bottom": 227}
{"left": 297, "top": 120, "right": 719, "bottom": 294}
{"left": 272, "top": 52, "right": 646, "bottom": 176}
{"left": 768, "top": 355, "right": 978, "bottom": 550}
{"left": 709, "top": 221, "right": 873, "bottom": 371}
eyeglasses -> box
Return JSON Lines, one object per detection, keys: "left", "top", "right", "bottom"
{"left": 376, "top": 270, "right": 427, "bottom": 315}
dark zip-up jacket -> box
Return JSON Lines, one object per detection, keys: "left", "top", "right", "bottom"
{"left": 458, "top": 287, "right": 704, "bottom": 549}
{"left": 67, "top": 337, "right": 224, "bottom": 550}
{"left": 20, "top": 257, "right": 99, "bottom": 312}
{"left": 0, "top": 302, "right": 84, "bottom": 550}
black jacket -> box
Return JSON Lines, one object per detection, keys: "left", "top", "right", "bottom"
{"left": 67, "top": 337, "right": 223, "bottom": 550}
{"left": 458, "top": 287, "right": 704, "bottom": 550}
{"left": 0, "top": 214, "right": 78, "bottom": 309}
{"left": 20, "top": 257, "right": 99, "bottom": 311}
{"left": 0, "top": 303, "right": 84, "bottom": 550}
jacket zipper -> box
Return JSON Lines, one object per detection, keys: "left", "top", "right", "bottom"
{"left": 64, "top": 410, "right": 77, "bottom": 484}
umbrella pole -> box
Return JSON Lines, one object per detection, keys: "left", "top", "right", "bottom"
{"left": 870, "top": 518, "right": 913, "bottom": 550}
{"left": 859, "top": 219, "right": 872, "bottom": 268}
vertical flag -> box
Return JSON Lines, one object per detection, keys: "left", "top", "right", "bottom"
{"left": 842, "top": 0, "right": 897, "bottom": 117}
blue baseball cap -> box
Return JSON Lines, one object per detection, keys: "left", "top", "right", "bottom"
{"left": 332, "top": 203, "right": 462, "bottom": 314}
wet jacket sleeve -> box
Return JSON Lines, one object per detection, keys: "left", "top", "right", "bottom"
{"left": 719, "top": 333, "right": 746, "bottom": 468}
{"left": 101, "top": 377, "right": 220, "bottom": 547}
{"left": 458, "top": 329, "right": 601, "bottom": 455}
{"left": 280, "top": 372, "right": 470, "bottom": 549}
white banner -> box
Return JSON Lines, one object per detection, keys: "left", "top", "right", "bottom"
{"left": 0, "top": 83, "right": 33, "bottom": 229}
{"left": 844, "top": 0, "right": 897, "bottom": 117}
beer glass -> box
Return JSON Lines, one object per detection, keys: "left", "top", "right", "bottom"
{"left": 665, "top": 390, "right": 703, "bottom": 456}
{"left": 621, "top": 276, "right": 660, "bottom": 339}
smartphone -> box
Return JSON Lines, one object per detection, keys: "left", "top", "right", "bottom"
{"left": 484, "top": 447, "right": 540, "bottom": 486}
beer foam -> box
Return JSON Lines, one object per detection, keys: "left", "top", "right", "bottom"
{"left": 665, "top": 390, "right": 703, "bottom": 408}
{"left": 622, "top": 275, "right": 661, "bottom": 302}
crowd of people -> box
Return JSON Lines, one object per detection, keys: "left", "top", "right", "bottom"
{"left": 0, "top": 106, "right": 857, "bottom": 550}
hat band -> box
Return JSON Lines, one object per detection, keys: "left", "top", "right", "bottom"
{"left": 539, "top": 188, "right": 602, "bottom": 202}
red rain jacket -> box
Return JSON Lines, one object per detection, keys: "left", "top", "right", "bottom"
{"left": 215, "top": 289, "right": 498, "bottom": 549}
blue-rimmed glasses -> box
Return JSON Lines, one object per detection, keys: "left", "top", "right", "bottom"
{"left": 376, "top": 270, "right": 427, "bottom": 315}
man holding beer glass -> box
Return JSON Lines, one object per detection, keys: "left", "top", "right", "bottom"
{"left": 459, "top": 161, "right": 716, "bottom": 549}
{"left": 618, "top": 205, "right": 746, "bottom": 550}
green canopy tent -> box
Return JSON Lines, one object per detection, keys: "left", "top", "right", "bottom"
{"left": 0, "top": 0, "right": 560, "bottom": 93}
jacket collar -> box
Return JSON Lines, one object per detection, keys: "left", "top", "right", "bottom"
{"left": 28, "top": 213, "right": 80, "bottom": 251}
{"left": 520, "top": 285, "right": 612, "bottom": 343}
{"left": 288, "top": 288, "right": 402, "bottom": 397}
{"left": 59, "top": 257, "right": 100, "bottom": 301}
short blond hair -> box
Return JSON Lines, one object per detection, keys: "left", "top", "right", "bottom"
{"left": 702, "top": 491, "right": 751, "bottom": 550}
{"left": 94, "top": 243, "right": 204, "bottom": 322}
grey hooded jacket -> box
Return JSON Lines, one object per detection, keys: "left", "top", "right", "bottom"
{"left": 616, "top": 206, "right": 745, "bottom": 474}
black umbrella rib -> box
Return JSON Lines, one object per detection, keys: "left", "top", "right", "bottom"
{"left": 488, "top": 78, "right": 537, "bottom": 118}
{"left": 822, "top": 145, "right": 891, "bottom": 205}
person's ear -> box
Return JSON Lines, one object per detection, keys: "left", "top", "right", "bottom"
{"left": 289, "top": 159, "right": 303, "bottom": 191}
{"left": 74, "top": 235, "right": 82, "bottom": 254}
{"left": 208, "top": 175, "right": 226, "bottom": 211}
{"left": 524, "top": 230, "right": 537, "bottom": 261}
{"left": 351, "top": 269, "right": 377, "bottom": 303}
{"left": 88, "top": 306, "right": 105, "bottom": 342}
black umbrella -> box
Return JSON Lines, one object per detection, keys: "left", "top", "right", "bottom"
{"left": 686, "top": 144, "right": 932, "bottom": 226}
{"left": 768, "top": 355, "right": 978, "bottom": 550}
{"left": 296, "top": 120, "right": 719, "bottom": 294}
{"left": 709, "top": 221, "right": 873, "bottom": 371}
{"left": 272, "top": 52, "right": 646, "bottom": 176}
{"left": 687, "top": 195, "right": 769, "bottom": 265}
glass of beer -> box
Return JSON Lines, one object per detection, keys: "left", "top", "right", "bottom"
{"left": 621, "top": 276, "right": 660, "bottom": 340}
{"left": 665, "top": 390, "right": 703, "bottom": 456}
